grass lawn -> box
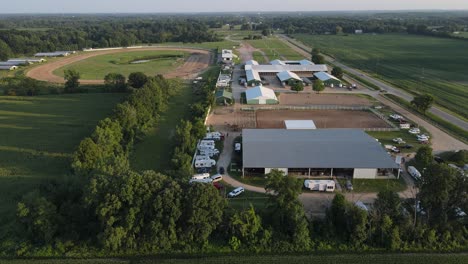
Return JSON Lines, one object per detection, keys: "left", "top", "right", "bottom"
{"left": 54, "top": 50, "right": 189, "bottom": 80}
{"left": 225, "top": 186, "right": 269, "bottom": 212}
{"left": 130, "top": 81, "right": 193, "bottom": 173}
{"left": 0, "top": 93, "right": 125, "bottom": 239}
{"left": 346, "top": 176, "right": 407, "bottom": 193}
{"left": 295, "top": 33, "right": 468, "bottom": 118}
{"left": 247, "top": 37, "right": 304, "bottom": 61}
{"left": 3, "top": 253, "right": 468, "bottom": 263}
{"left": 367, "top": 130, "right": 426, "bottom": 154}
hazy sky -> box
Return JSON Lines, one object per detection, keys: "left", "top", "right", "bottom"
{"left": 3, "top": 0, "right": 468, "bottom": 13}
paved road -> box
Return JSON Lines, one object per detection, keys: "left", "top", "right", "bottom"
{"left": 278, "top": 34, "right": 468, "bottom": 131}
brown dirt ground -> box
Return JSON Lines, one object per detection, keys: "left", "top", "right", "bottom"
{"left": 279, "top": 93, "right": 373, "bottom": 106}
{"left": 256, "top": 110, "right": 390, "bottom": 129}
{"left": 26, "top": 47, "right": 211, "bottom": 84}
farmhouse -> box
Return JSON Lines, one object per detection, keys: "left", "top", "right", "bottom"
{"left": 215, "top": 90, "right": 234, "bottom": 105}
{"left": 242, "top": 129, "right": 399, "bottom": 179}
{"left": 0, "top": 65, "right": 18, "bottom": 71}
{"left": 314, "top": 71, "right": 342, "bottom": 86}
{"left": 245, "top": 86, "right": 278, "bottom": 105}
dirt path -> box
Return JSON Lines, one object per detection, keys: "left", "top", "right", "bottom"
{"left": 26, "top": 47, "right": 212, "bottom": 84}
{"left": 236, "top": 42, "right": 268, "bottom": 63}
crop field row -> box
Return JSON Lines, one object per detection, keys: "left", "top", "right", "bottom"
{"left": 294, "top": 34, "right": 468, "bottom": 118}
{"left": 247, "top": 37, "right": 305, "bottom": 61}
{"left": 0, "top": 94, "right": 125, "bottom": 238}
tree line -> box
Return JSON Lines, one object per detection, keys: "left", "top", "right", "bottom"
{"left": 0, "top": 17, "right": 220, "bottom": 60}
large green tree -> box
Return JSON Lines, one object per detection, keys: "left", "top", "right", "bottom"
{"left": 411, "top": 94, "right": 434, "bottom": 113}
{"left": 331, "top": 67, "right": 344, "bottom": 79}
{"left": 265, "top": 170, "right": 311, "bottom": 250}
{"left": 312, "top": 54, "right": 325, "bottom": 64}
{"left": 415, "top": 146, "right": 434, "bottom": 169}
{"left": 313, "top": 79, "right": 325, "bottom": 93}
{"left": 64, "top": 69, "right": 80, "bottom": 93}
{"left": 104, "top": 73, "right": 127, "bottom": 92}
{"left": 128, "top": 72, "right": 148, "bottom": 88}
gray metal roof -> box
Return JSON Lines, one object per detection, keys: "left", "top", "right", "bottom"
{"left": 251, "top": 64, "right": 328, "bottom": 73}
{"left": 242, "top": 129, "right": 398, "bottom": 169}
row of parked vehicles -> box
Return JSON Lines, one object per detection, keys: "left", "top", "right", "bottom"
{"left": 194, "top": 131, "right": 224, "bottom": 170}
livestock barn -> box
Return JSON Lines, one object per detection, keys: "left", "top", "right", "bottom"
{"left": 245, "top": 86, "right": 278, "bottom": 105}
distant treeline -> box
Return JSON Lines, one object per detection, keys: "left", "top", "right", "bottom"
{"left": 0, "top": 17, "right": 220, "bottom": 60}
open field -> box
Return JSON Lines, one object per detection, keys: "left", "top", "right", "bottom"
{"left": 130, "top": 82, "right": 193, "bottom": 172}
{"left": 53, "top": 50, "right": 189, "bottom": 79}
{"left": 256, "top": 110, "right": 390, "bottom": 129}
{"left": 26, "top": 47, "right": 213, "bottom": 84}
{"left": 0, "top": 94, "right": 124, "bottom": 238}
{"left": 294, "top": 34, "right": 468, "bottom": 118}
{"left": 247, "top": 37, "right": 304, "bottom": 61}
{"left": 3, "top": 253, "right": 468, "bottom": 263}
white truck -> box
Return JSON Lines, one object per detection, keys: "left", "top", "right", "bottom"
{"left": 304, "top": 180, "right": 335, "bottom": 192}
{"left": 194, "top": 159, "right": 216, "bottom": 168}
{"left": 407, "top": 166, "right": 422, "bottom": 180}
{"left": 205, "top": 132, "right": 221, "bottom": 140}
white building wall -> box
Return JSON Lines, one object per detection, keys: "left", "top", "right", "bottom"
{"left": 265, "top": 168, "right": 288, "bottom": 175}
{"left": 353, "top": 168, "right": 377, "bottom": 179}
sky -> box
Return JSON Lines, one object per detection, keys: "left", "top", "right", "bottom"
{"left": 3, "top": 0, "right": 468, "bottom": 13}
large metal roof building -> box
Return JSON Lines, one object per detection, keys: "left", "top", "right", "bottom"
{"left": 242, "top": 129, "right": 399, "bottom": 179}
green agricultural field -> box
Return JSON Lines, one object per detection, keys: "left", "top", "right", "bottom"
{"left": 0, "top": 94, "right": 124, "bottom": 238}
{"left": 247, "top": 37, "right": 305, "bottom": 61}
{"left": 54, "top": 50, "right": 190, "bottom": 80}
{"left": 2, "top": 253, "right": 468, "bottom": 263}
{"left": 294, "top": 34, "right": 468, "bottom": 118}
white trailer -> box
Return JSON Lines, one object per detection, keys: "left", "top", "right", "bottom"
{"left": 304, "top": 180, "right": 335, "bottom": 192}
{"left": 200, "top": 140, "right": 215, "bottom": 146}
{"left": 199, "top": 149, "right": 219, "bottom": 157}
{"left": 198, "top": 145, "right": 215, "bottom": 151}
{"left": 189, "top": 178, "right": 213, "bottom": 184}
{"left": 195, "top": 155, "right": 211, "bottom": 161}
{"left": 195, "top": 159, "right": 216, "bottom": 168}
{"left": 407, "top": 166, "right": 421, "bottom": 180}
{"left": 192, "top": 173, "right": 210, "bottom": 180}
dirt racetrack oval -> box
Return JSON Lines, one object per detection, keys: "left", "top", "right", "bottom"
{"left": 26, "top": 47, "right": 212, "bottom": 84}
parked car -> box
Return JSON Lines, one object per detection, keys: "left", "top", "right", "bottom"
{"left": 345, "top": 180, "right": 353, "bottom": 191}
{"left": 402, "top": 144, "right": 414, "bottom": 149}
{"left": 228, "top": 187, "right": 245, "bottom": 198}
{"left": 219, "top": 166, "right": 225, "bottom": 174}
{"left": 235, "top": 143, "right": 241, "bottom": 152}
{"left": 409, "top": 128, "right": 420, "bottom": 134}
{"left": 392, "top": 138, "right": 406, "bottom": 144}
{"left": 213, "top": 182, "right": 224, "bottom": 190}
{"left": 210, "top": 174, "right": 223, "bottom": 182}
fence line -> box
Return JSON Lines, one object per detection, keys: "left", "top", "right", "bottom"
{"left": 241, "top": 105, "right": 370, "bottom": 111}
{"left": 368, "top": 108, "right": 400, "bottom": 130}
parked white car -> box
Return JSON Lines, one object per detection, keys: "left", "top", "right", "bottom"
{"left": 235, "top": 143, "right": 241, "bottom": 152}
{"left": 409, "top": 128, "right": 421, "bottom": 134}
{"left": 228, "top": 187, "right": 245, "bottom": 198}
{"left": 390, "top": 114, "right": 403, "bottom": 120}
{"left": 392, "top": 138, "right": 406, "bottom": 144}
{"left": 210, "top": 174, "right": 223, "bottom": 182}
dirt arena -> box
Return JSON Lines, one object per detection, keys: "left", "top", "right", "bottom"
{"left": 206, "top": 106, "right": 390, "bottom": 131}
{"left": 256, "top": 110, "right": 390, "bottom": 129}
{"left": 26, "top": 47, "right": 212, "bottom": 84}
{"left": 279, "top": 93, "right": 373, "bottom": 106}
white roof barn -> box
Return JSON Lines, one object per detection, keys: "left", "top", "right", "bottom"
{"left": 252, "top": 64, "right": 328, "bottom": 73}
{"left": 277, "top": 71, "right": 302, "bottom": 82}
{"left": 246, "top": 86, "right": 278, "bottom": 104}
{"left": 314, "top": 71, "right": 340, "bottom": 81}
{"left": 0, "top": 65, "right": 18, "bottom": 70}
